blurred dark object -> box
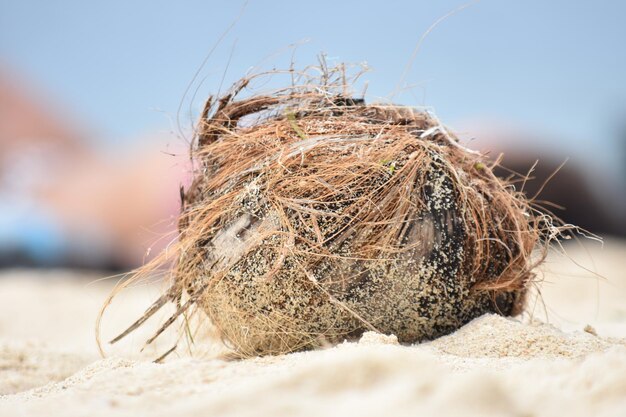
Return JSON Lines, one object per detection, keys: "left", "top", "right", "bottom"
{"left": 493, "top": 152, "right": 625, "bottom": 239}
{"left": 461, "top": 121, "right": 626, "bottom": 239}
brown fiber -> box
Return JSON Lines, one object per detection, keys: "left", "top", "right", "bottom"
{"left": 99, "top": 64, "right": 563, "bottom": 358}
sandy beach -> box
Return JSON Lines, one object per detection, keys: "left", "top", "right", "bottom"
{"left": 1, "top": 238, "right": 625, "bottom": 416}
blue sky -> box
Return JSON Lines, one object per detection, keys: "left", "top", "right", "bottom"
{"left": 1, "top": 0, "right": 625, "bottom": 174}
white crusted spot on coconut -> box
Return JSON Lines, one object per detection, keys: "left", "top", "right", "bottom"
{"left": 358, "top": 332, "right": 399, "bottom": 346}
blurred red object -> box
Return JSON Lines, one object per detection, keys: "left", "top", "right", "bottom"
{"left": 0, "top": 68, "right": 187, "bottom": 270}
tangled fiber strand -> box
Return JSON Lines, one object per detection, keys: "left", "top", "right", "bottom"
{"left": 100, "top": 64, "right": 563, "bottom": 358}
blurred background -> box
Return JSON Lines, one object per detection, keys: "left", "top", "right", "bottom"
{"left": 1, "top": 0, "right": 624, "bottom": 271}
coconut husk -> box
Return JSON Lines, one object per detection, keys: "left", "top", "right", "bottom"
{"left": 101, "top": 64, "right": 560, "bottom": 358}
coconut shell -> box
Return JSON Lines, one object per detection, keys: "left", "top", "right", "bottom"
{"left": 171, "top": 88, "right": 540, "bottom": 356}
{"left": 105, "top": 67, "right": 549, "bottom": 358}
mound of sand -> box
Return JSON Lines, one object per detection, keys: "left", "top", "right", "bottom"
{"left": 1, "top": 239, "right": 625, "bottom": 416}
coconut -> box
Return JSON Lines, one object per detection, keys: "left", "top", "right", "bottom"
{"left": 103, "top": 65, "right": 553, "bottom": 358}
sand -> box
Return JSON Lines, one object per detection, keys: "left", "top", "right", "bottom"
{"left": 1, "top": 238, "right": 625, "bottom": 416}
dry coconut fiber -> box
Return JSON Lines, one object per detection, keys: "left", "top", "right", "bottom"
{"left": 100, "top": 64, "right": 561, "bottom": 359}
